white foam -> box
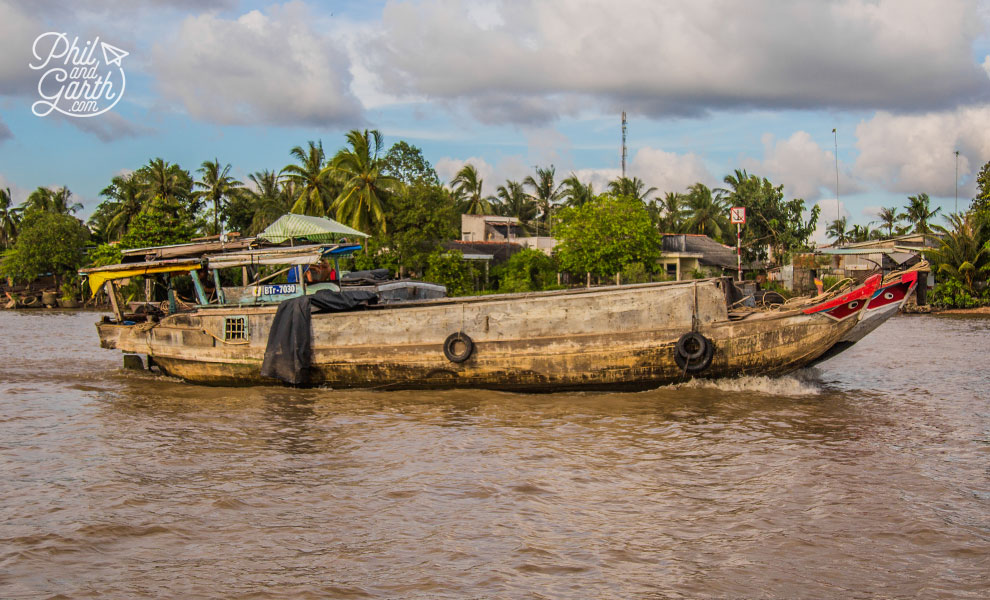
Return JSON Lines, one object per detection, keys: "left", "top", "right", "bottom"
{"left": 664, "top": 370, "right": 822, "bottom": 396}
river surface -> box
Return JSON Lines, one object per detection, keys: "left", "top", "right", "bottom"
{"left": 0, "top": 311, "right": 988, "bottom": 599}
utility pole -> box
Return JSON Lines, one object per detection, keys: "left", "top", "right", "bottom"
{"left": 621, "top": 111, "right": 627, "bottom": 179}
{"left": 833, "top": 128, "right": 839, "bottom": 224}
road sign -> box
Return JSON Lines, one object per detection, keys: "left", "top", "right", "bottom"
{"left": 730, "top": 207, "right": 746, "bottom": 224}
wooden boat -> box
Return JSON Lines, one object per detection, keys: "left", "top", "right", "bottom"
{"left": 81, "top": 241, "right": 892, "bottom": 390}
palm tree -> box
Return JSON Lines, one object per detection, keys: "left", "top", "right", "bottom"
{"left": 560, "top": 174, "right": 595, "bottom": 207}
{"left": 607, "top": 176, "right": 657, "bottom": 202}
{"left": 195, "top": 159, "right": 242, "bottom": 235}
{"left": 523, "top": 166, "right": 564, "bottom": 235}
{"left": 495, "top": 180, "right": 538, "bottom": 232}
{"left": 282, "top": 141, "right": 336, "bottom": 217}
{"left": 0, "top": 187, "right": 21, "bottom": 249}
{"left": 136, "top": 158, "right": 193, "bottom": 207}
{"left": 241, "top": 170, "right": 289, "bottom": 234}
{"left": 928, "top": 212, "right": 990, "bottom": 294}
{"left": 22, "top": 186, "right": 82, "bottom": 215}
{"left": 683, "top": 183, "right": 729, "bottom": 240}
{"left": 98, "top": 173, "right": 143, "bottom": 241}
{"left": 327, "top": 129, "right": 397, "bottom": 235}
{"left": 656, "top": 192, "right": 687, "bottom": 233}
{"left": 826, "top": 217, "right": 849, "bottom": 245}
{"left": 451, "top": 164, "right": 491, "bottom": 215}
{"left": 849, "top": 223, "right": 875, "bottom": 243}
{"left": 904, "top": 193, "right": 942, "bottom": 235}
{"left": 876, "top": 206, "right": 900, "bottom": 238}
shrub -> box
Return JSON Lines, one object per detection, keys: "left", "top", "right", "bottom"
{"left": 499, "top": 248, "right": 556, "bottom": 293}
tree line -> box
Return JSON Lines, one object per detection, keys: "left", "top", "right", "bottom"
{"left": 2, "top": 127, "right": 984, "bottom": 307}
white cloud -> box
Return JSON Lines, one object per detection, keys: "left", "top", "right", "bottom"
{"left": 0, "top": 0, "right": 41, "bottom": 96}
{"left": 152, "top": 3, "right": 361, "bottom": 126}
{"left": 853, "top": 106, "right": 990, "bottom": 197}
{"left": 0, "top": 172, "right": 28, "bottom": 205}
{"left": 628, "top": 147, "right": 714, "bottom": 195}
{"left": 435, "top": 156, "right": 494, "bottom": 188}
{"left": 364, "top": 0, "right": 988, "bottom": 124}
{"left": 741, "top": 131, "right": 844, "bottom": 201}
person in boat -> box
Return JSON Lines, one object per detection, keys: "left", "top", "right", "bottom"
{"left": 286, "top": 259, "right": 338, "bottom": 285}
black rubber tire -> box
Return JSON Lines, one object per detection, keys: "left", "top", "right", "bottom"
{"left": 443, "top": 332, "right": 474, "bottom": 363}
{"left": 674, "top": 333, "right": 715, "bottom": 372}
{"left": 676, "top": 332, "right": 707, "bottom": 361}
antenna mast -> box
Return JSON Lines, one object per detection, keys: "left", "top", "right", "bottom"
{"left": 621, "top": 111, "right": 627, "bottom": 178}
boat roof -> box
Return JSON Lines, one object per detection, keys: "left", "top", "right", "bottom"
{"left": 79, "top": 258, "right": 204, "bottom": 295}
{"left": 205, "top": 243, "right": 361, "bottom": 269}
{"left": 258, "top": 213, "right": 369, "bottom": 243}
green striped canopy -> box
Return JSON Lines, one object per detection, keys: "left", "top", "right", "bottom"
{"left": 258, "top": 213, "right": 369, "bottom": 244}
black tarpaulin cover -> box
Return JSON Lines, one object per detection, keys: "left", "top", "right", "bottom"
{"left": 260, "top": 289, "right": 378, "bottom": 385}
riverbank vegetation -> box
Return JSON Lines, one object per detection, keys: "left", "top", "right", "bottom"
{"left": 2, "top": 129, "right": 985, "bottom": 303}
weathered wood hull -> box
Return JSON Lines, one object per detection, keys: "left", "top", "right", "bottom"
{"left": 98, "top": 279, "right": 856, "bottom": 391}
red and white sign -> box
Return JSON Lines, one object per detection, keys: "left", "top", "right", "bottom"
{"left": 730, "top": 207, "right": 746, "bottom": 224}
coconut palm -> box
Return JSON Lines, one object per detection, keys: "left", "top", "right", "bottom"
{"left": 826, "top": 217, "right": 849, "bottom": 245}
{"left": 876, "top": 206, "right": 900, "bottom": 238}
{"left": 607, "top": 176, "right": 657, "bottom": 202}
{"left": 904, "top": 193, "right": 942, "bottom": 235}
{"left": 683, "top": 183, "right": 729, "bottom": 240}
{"left": 495, "top": 180, "right": 538, "bottom": 232}
{"left": 136, "top": 158, "right": 194, "bottom": 207}
{"left": 656, "top": 192, "right": 687, "bottom": 233}
{"left": 98, "top": 173, "right": 143, "bottom": 241}
{"left": 22, "top": 186, "right": 82, "bottom": 215}
{"left": 282, "top": 141, "right": 336, "bottom": 217}
{"left": 0, "top": 187, "right": 21, "bottom": 249}
{"left": 928, "top": 212, "right": 990, "bottom": 294}
{"left": 849, "top": 223, "right": 875, "bottom": 243}
{"left": 327, "top": 129, "right": 397, "bottom": 235}
{"left": 451, "top": 164, "right": 491, "bottom": 215}
{"left": 195, "top": 159, "right": 242, "bottom": 235}
{"left": 561, "top": 174, "right": 595, "bottom": 207}
{"left": 523, "top": 166, "right": 564, "bottom": 235}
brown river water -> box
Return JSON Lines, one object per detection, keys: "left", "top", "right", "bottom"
{"left": 1, "top": 310, "right": 988, "bottom": 599}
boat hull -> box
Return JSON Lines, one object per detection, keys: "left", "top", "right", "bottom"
{"left": 99, "top": 279, "right": 857, "bottom": 391}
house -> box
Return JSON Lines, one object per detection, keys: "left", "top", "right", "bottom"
{"left": 659, "top": 234, "right": 749, "bottom": 280}
{"left": 815, "top": 233, "right": 938, "bottom": 278}
{"left": 460, "top": 214, "right": 557, "bottom": 255}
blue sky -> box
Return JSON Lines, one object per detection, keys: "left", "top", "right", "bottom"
{"left": 1, "top": 0, "right": 989, "bottom": 242}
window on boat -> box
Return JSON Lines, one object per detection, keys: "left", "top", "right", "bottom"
{"left": 224, "top": 317, "right": 248, "bottom": 341}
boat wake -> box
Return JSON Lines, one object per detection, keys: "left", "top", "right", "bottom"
{"left": 665, "top": 369, "right": 823, "bottom": 396}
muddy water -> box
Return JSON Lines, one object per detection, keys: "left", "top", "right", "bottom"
{"left": 1, "top": 310, "right": 988, "bottom": 598}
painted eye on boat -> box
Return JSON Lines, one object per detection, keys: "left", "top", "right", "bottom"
{"left": 848, "top": 301, "right": 859, "bottom": 309}
{"left": 884, "top": 292, "right": 894, "bottom": 300}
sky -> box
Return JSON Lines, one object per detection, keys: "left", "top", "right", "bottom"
{"left": 1, "top": 0, "right": 989, "bottom": 243}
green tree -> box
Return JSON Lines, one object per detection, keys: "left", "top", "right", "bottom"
{"left": 382, "top": 141, "right": 440, "bottom": 186}
{"left": 524, "top": 166, "right": 564, "bottom": 235}
{"left": 425, "top": 249, "right": 474, "bottom": 296}
{"left": 227, "top": 170, "right": 290, "bottom": 235}
{"left": 194, "top": 158, "right": 242, "bottom": 235}
{"left": 328, "top": 129, "right": 397, "bottom": 235}
{"left": 451, "top": 163, "right": 492, "bottom": 215}
{"left": 607, "top": 176, "right": 657, "bottom": 202}
{"left": 495, "top": 180, "right": 538, "bottom": 231}
{"left": 876, "top": 206, "right": 900, "bottom": 238}
{"left": 385, "top": 182, "right": 459, "bottom": 275}
{"left": 655, "top": 192, "right": 687, "bottom": 233}
{"left": 561, "top": 174, "right": 595, "bottom": 207}
{"left": 683, "top": 183, "right": 729, "bottom": 240}
{"left": 499, "top": 247, "right": 556, "bottom": 292}
{"left": 926, "top": 212, "right": 990, "bottom": 305}
{"left": 720, "top": 171, "right": 819, "bottom": 266}
{"left": 971, "top": 160, "right": 990, "bottom": 213}
{"left": 0, "top": 187, "right": 21, "bottom": 249}
{"left": 283, "top": 140, "right": 336, "bottom": 217}
{"left": 1, "top": 212, "right": 89, "bottom": 285}
{"left": 135, "top": 158, "right": 194, "bottom": 208}
{"left": 554, "top": 193, "right": 662, "bottom": 278}
{"left": 21, "top": 186, "right": 81, "bottom": 216}
{"left": 904, "top": 193, "right": 942, "bottom": 235}
{"left": 120, "top": 196, "right": 196, "bottom": 249}
{"left": 826, "top": 217, "right": 849, "bottom": 245}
